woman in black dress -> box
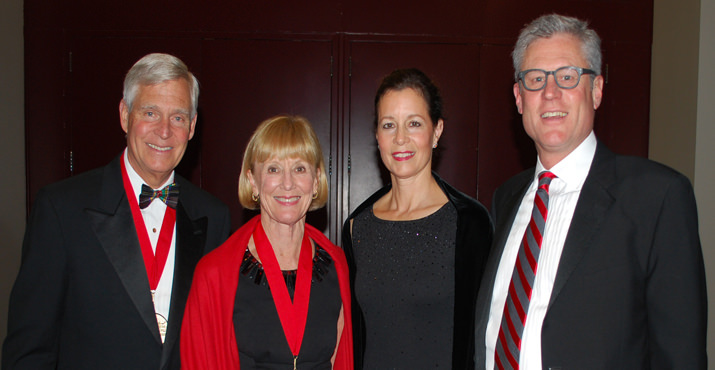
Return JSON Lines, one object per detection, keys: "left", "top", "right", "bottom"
{"left": 342, "top": 69, "right": 493, "bottom": 369}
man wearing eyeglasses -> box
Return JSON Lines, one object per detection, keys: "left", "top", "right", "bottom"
{"left": 474, "top": 14, "right": 706, "bottom": 370}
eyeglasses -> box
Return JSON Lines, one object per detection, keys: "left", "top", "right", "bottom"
{"left": 517, "top": 66, "right": 596, "bottom": 91}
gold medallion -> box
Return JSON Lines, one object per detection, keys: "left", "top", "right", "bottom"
{"left": 156, "top": 313, "right": 168, "bottom": 343}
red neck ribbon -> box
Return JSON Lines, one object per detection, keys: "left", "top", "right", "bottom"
{"left": 120, "top": 159, "right": 176, "bottom": 291}
{"left": 252, "top": 220, "right": 313, "bottom": 362}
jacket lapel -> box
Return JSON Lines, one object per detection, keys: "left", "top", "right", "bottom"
{"left": 479, "top": 172, "right": 531, "bottom": 309}
{"left": 474, "top": 171, "right": 532, "bottom": 365}
{"left": 489, "top": 178, "right": 531, "bottom": 283}
{"left": 160, "top": 201, "right": 208, "bottom": 368}
{"left": 548, "top": 143, "right": 616, "bottom": 309}
{"left": 86, "top": 157, "right": 162, "bottom": 343}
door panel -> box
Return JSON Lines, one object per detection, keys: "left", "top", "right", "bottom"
{"left": 68, "top": 35, "right": 202, "bottom": 177}
{"left": 593, "top": 41, "right": 651, "bottom": 157}
{"left": 25, "top": 28, "right": 67, "bottom": 210}
{"left": 477, "top": 44, "right": 536, "bottom": 209}
{"left": 199, "top": 38, "right": 335, "bottom": 232}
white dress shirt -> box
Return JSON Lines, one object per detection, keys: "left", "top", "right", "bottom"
{"left": 485, "top": 132, "right": 597, "bottom": 370}
{"left": 123, "top": 149, "right": 176, "bottom": 323}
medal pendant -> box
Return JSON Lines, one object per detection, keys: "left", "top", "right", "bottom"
{"left": 156, "top": 313, "right": 168, "bottom": 343}
{"left": 293, "top": 355, "right": 297, "bottom": 370}
{"left": 151, "top": 290, "right": 167, "bottom": 342}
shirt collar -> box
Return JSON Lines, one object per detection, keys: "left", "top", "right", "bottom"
{"left": 534, "top": 131, "right": 596, "bottom": 194}
{"left": 123, "top": 148, "right": 175, "bottom": 203}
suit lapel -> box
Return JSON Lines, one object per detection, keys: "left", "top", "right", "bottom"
{"left": 481, "top": 173, "right": 532, "bottom": 303}
{"left": 548, "top": 144, "right": 616, "bottom": 309}
{"left": 86, "top": 157, "right": 162, "bottom": 343}
{"left": 474, "top": 171, "right": 532, "bottom": 362}
{"left": 489, "top": 179, "right": 531, "bottom": 282}
{"left": 160, "top": 201, "right": 208, "bottom": 368}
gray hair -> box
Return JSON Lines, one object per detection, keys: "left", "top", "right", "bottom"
{"left": 122, "top": 53, "right": 200, "bottom": 117}
{"left": 512, "top": 14, "right": 602, "bottom": 81}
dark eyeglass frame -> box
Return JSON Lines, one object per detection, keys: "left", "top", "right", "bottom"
{"left": 517, "top": 66, "right": 596, "bottom": 91}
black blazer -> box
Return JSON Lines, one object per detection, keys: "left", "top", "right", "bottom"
{"left": 343, "top": 172, "right": 493, "bottom": 369}
{"left": 474, "top": 142, "right": 707, "bottom": 369}
{"left": 2, "top": 155, "right": 231, "bottom": 370}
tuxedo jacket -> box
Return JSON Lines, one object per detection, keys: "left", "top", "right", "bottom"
{"left": 474, "top": 142, "right": 707, "bottom": 369}
{"left": 2, "top": 155, "right": 231, "bottom": 370}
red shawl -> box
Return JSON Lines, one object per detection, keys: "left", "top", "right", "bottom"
{"left": 181, "top": 215, "right": 354, "bottom": 369}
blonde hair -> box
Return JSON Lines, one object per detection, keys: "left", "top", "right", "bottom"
{"left": 238, "top": 115, "right": 329, "bottom": 211}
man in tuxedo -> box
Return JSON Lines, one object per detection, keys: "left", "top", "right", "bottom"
{"left": 2, "top": 53, "right": 231, "bottom": 369}
{"left": 475, "top": 14, "right": 707, "bottom": 369}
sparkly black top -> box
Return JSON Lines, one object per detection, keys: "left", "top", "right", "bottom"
{"left": 351, "top": 203, "right": 458, "bottom": 368}
{"left": 233, "top": 244, "right": 341, "bottom": 369}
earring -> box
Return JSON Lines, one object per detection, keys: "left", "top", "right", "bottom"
{"left": 251, "top": 193, "right": 260, "bottom": 202}
{"left": 312, "top": 192, "right": 318, "bottom": 200}
{"left": 433, "top": 142, "right": 438, "bottom": 149}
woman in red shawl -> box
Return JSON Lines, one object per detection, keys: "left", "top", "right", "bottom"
{"left": 181, "top": 115, "right": 353, "bottom": 369}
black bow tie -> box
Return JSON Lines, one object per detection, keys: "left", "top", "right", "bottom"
{"left": 139, "top": 183, "right": 179, "bottom": 209}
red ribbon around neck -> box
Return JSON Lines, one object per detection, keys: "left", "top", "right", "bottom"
{"left": 252, "top": 219, "right": 313, "bottom": 362}
{"left": 120, "top": 159, "right": 176, "bottom": 291}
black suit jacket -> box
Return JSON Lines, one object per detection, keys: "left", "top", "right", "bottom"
{"left": 474, "top": 142, "right": 707, "bottom": 369}
{"left": 2, "top": 155, "right": 231, "bottom": 370}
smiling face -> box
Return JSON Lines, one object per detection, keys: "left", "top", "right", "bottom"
{"left": 120, "top": 78, "right": 196, "bottom": 188}
{"left": 376, "top": 88, "right": 443, "bottom": 181}
{"left": 514, "top": 33, "right": 604, "bottom": 168}
{"left": 248, "top": 156, "right": 319, "bottom": 228}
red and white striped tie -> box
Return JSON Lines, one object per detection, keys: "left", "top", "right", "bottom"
{"left": 494, "top": 171, "right": 556, "bottom": 370}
